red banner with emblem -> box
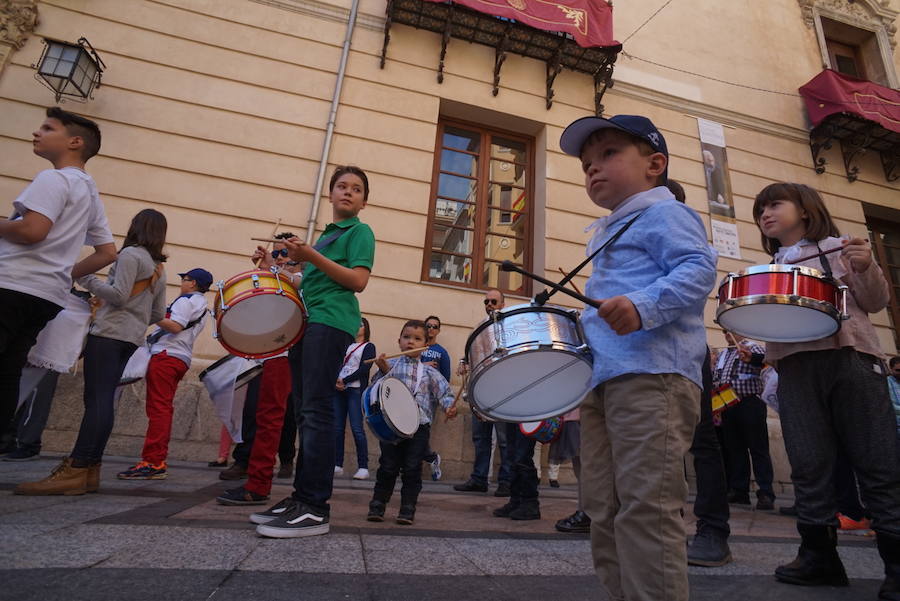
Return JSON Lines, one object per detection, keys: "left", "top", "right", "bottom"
{"left": 424, "top": 0, "right": 617, "bottom": 48}
{"left": 799, "top": 69, "right": 900, "bottom": 134}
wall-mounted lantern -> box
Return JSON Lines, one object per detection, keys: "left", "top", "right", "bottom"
{"left": 33, "top": 37, "right": 105, "bottom": 102}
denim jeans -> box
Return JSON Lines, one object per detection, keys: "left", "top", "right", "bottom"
{"left": 373, "top": 424, "right": 431, "bottom": 507}
{"left": 469, "top": 415, "right": 511, "bottom": 485}
{"left": 70, "top": 335, "right": 138, "bottom": 463}
{"left": 333, "top": 386, "right": 368, "bottom": 469}
{"left": 289, "top": 323, "right": 353, "bottom": 514}
{"left": 504, "top": 422, "right": 538, "bottom": 505}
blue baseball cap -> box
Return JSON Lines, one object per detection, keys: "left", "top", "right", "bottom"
{"left": 560, "top": 115, "right": 668, "bottom": 180}
{"left": 178, "top": 268, "right": 213, "bottom": 291}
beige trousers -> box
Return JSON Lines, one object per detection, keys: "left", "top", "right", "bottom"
{"left": 581, "top": 373, "right": 700, "bottom": 601}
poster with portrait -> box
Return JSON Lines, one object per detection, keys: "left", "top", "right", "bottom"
{"left": 697, "top": 118, "right": 741, "bottom": 259}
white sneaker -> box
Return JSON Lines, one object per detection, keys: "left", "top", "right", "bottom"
{"left": 352, "top": 468, "right": 369, "bottom": 480}
{"left": 334, "top": 466, "right": 344, "bottom": 476}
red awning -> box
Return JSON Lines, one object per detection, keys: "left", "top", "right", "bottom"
{"left": 422, "top": 0, "right": 617, "bottom": 48}
{"left": 799, "top": 69, "right": 900, "bottom": 134}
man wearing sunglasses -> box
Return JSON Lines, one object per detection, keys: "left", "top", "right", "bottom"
{"left": 420, "top": 316, "right": 451, "bottom": 480}
{"left": 454, "top": 289, "right": 513, "bottom": 497}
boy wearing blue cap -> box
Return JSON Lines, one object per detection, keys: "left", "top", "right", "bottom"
{"left": 559, "top": 115, "right": 717, "bottom": 601}
{"left": 119, "top": 267, "right": 213, "bottom": 479}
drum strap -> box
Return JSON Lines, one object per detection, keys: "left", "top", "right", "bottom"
{"left": 313, "top": 226, "right": 351, "bottom": 252}
{"left": 816, "top": 242, "right": 834, "bottom": 278}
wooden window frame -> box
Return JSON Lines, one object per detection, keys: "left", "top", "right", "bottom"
{"left": 421, "top": 118, "right": 535, "bottom": 296}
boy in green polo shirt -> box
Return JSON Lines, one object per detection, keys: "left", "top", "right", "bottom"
{"left": 253, "top": 165, "right": 375, "bottom": 538}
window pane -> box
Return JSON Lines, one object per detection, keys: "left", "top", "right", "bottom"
{"left": 491, "top": 136, "right": 526, "bottom": 164}
{"left": 487, "top": 183, "right": 526, "bottom": 211}
{"left": 443, "top": 126, "right": 480, "bottom": 153}
{"left": 434, "top": 198, "right": 475, "bottom": 228}
{"left": 483, "top": 234, "right": 526, "bottom": 265}
{"left": 487, "top": 208, "right": 527, "bottom": 238}
{"left": 490, "top": 158, "right": 526, "bottom": 187}
{"left": 431, "top": 223, "right": 474, "bottom": 255}
{"left": 482, "top": 260, "right": 524, "bottom": 293}
{"left": 437, "top": 173, "right": 476, "bottom": 202}
{"left": 430, "top": 252, "right": 472, "bottom": 284}
{"left": 440, "top": 149, "right": 477, "bottom": 178}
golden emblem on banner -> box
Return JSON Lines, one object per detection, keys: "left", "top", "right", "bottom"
{"left": 557, "top": 4, "right": 585, "bottom": 31}
{"left": 507, "top": 0, "right": 526, "bottom": 9}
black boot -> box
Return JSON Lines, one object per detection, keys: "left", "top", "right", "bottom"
{"left": 774, "top": 523, "right": 849, "bottom": 587}
{"left": 876, "top": 531, "right": 900, "bottom": 600}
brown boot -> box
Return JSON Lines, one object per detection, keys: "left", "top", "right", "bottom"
{"left": 86, "top": 463, "right": 101, "bottom": 493}
{"left": 14, "top": 458, "right": 89, "bottom": 496}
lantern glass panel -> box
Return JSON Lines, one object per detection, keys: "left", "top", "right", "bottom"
{"left": 72, "top": 51, "right": 95, "bottom": 95}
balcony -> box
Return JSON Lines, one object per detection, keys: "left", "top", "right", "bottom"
{"left": 800, "top": 69, "right": 900, "bottom": 183}
{"left": 379, "top": 0, "right": 622, "bottom": 115}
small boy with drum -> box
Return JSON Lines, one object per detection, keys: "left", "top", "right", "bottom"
{"left": 366, "top": 319, "right": 456, "bottom": 525}
{"left": 559, "top": 115, "right": 717, "bottom": 601}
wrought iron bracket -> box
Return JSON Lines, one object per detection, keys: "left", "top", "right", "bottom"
{"left": 545, "top": 45, "right": 564, "bottom": 109}
{"left": 840, "top": 128, "right": 873, "bottom": 183}
{"left": 492, "top": 28, "right": 510, "bottom": 97}
{"left": 809, "top": 121, "right": 837, "bottom": 175}
{"left": 379, "top": 0, "right": 394, "bottom": 69}
{"left": 593, "top": 61, "right": 615, "bottom": 116}
{"left": 881, "top": 149, "right": 900, "bottom": 182}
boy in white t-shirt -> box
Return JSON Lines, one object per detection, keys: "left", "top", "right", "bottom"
{"left": 118, "top": 268, "right": 213, "bottom": 480}
{"left": 0, "top": 107, "right": 116, "bottom": 436}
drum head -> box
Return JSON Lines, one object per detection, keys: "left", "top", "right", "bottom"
{"left": 379, "top": 377, "right": 419, "bottom": 437}
{"left": 218, "top": 294, "right": 304, "bottom": 356}
{"left": 718, "top": 303, "right": 839, "bottom": 343}
{"left": 471, "top": 349, "right": 592, "bottom": 422}
{"left": 519, "top": 421, "right": 541, "bottom": 436}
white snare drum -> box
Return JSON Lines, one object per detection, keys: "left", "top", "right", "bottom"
{"left": 199, "top": 355, "right": 263, "bottom": 396}
{"left": 363, "top": 377, "right": 420, "bottom": 443}
{"left": 464, "top": 303, "right": 593, "bottom": 422}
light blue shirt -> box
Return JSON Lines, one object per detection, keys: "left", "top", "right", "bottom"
{"left": 582, "top": 187, "right": 718, "bottom": 388}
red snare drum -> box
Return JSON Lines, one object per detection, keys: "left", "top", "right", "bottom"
{"left": 715, "top": 264, "right": 847, "bottom": 343}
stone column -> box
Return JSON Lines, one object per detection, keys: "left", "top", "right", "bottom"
{"left": 0, "top": 0, "right": 39, "bottom": 76}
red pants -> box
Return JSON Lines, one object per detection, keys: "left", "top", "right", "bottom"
{"left": 245, "top": 357, "right": 292, "bottom": 496}
{"left": 141, "top": 351, "right": 189, "bottom": 464}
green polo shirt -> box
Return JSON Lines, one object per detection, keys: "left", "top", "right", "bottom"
{"left": 301, "top": 216, "right": 375, "bottom": 337}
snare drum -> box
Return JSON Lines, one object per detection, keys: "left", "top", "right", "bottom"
{"left": 519, "top": 417, "right": 564, "bottom": 444}
{"left": 363, "top": 377, "right": 420, "bottom": 444}
{"left": 464, "top": 303, "right": 593, "bottom": 422}
{"left": 199, "top": 355, "right": 263, "bottom": 395}
{"left": 213, "top": 269, "right": 306, "bottom": 359}
{"left": 715, "top": 264, "right": 848, "bottom": 343}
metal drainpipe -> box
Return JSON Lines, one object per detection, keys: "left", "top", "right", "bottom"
{"left": 304, "top": 0, "right": 361, "bottom": 244}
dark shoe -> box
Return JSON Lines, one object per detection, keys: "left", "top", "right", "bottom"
{"left": 774, "top": 524, "right": 849, "bottom": 587}
{"left": 216, "top": 486, "right": 269, "bottom": 506}
{"left": 727, "top": 490, "right": 751, "bottom": 505}
{"left": 555, "top": 510, "right": 591, "bottom": 533}
{"left": 509, "top": 502, "right": 541, "bottom": 521}
{"left": 219, "top": 463, "right": 247, "bottom": 480}
{"left": 367, "top": 500, "right": 386, "bottom": 522}
{"left": 276, "top": 462, "right": 294, "bottom": 479}
{"left": 2, "top": 448, "right": 39, "bottom": 461}
{"left": 117, "top": 461, "right": 167, "bottom": 480}
{"left": 779, "top": 504, "right": 798, "bottom": 516}
{"left": 876, "top": 531, "right": 900, "bottom": 601}
{"left": 687, "top": 528, "right": 733, "bottom": 567}
{"left": 493, "top": 501, "right": 519, "bottom": 518}
{"left": 256, "top": 502, "right": 329, "bottom": 538}
{"left": 756, "top": 494, "right": 776, "bottom": 511}
{"left": 250, "top": 497, "right": 298, "bottom": 525}
{"left": 494, "top": 481, "right": 511, "bottom": 497}
{"left": 396, "top": 505, "right": 415, "bottom": 525}
{"left": 207, "top": 459, "right": 227, "bottom": 468}
{"left": 549, "top": 479, "right": 560, "bottom": 488}
{"left": 454, "top": 479, "right": 488, "bottom": 493}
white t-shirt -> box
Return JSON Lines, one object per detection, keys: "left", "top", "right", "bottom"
{"left": 150, "top": 293, "right": 209, "bottom": 368}
{"left": 0, "top": 168, "right": 113, "bottom": 307}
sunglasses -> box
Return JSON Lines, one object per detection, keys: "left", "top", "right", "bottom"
{"left": 483, "top": 299, "right": 499, "bottom": 306}
{"left": 180, "top": 276, "right": 195, "bottom": 282}
{"left": 426, "top": 324, "right": 440, "bottom": 330}
{"left": 271, "top": 248, "right": 289, "bottom": 259}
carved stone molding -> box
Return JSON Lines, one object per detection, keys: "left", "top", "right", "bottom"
{"left": 0, "top": 0, "right": 39, "bottom": 50}
{"left": 798, "top": 0, "right": 899, "bottom": 47}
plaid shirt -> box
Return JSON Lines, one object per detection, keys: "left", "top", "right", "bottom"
{"left": 713, "top": 342, "right": 766, "bottom": 398}
{"left": 373, "top": 355, "right": 453, "bottom": 425}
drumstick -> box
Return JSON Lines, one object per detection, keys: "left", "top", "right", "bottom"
{"left": 785, "top": 244, "right": 844, "bottom": 265}
{"left": 253, "top": 218, "right": 282, "bottom": 268}
{"left": 363, "top": 346, "right": 431, "bottom": 364}
{"left": 558, "top": 267, "right": 583, "bottom": 295}
{"left": 251, "top": 237, "right": 288, "bottom": 243}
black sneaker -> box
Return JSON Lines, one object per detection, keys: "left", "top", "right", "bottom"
{"left": 367, "top": 500, "right": 386, "bottom": 522}
{"left": 2, "top": 448, "right": 40, "bottom": 462}
{"left": 493, "top": 501, "right": 519, "bottom": 518}
{"left": 276, "top": 462, "right": 294, "bottom": 479}
{"left": 756, "top": 494, "right": 776, "bottom": 511}
{"left": 687, "top": 528, "right": 733, "bottom": 567}
{"left": 509, "top": 503, "right": 541, "bottom": 521}
{"left": 549, "top": 479, "right": 560, "bottom": 488}
{"left": 250, "top": 497, "right": 298, "bottom": 525}
{"left": 727, "top": 490, "right": 751, "bottom": 505}
{"left": 256, "top": 502, "right": 329, "bottom": 538}
{"left": 555, "top": 510, "right": 591, "bottom": 533}
{"left": 216, "top": 486, "right": 269, "bottom": 506}
{"left": 494, "top": 481, "right": 511, "bottom": 497}
{"left": 453, "top": 479, "right": 488, "bottom": 493}
{"left": 396, "top": 505, "right": 415, "bottom": 525}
